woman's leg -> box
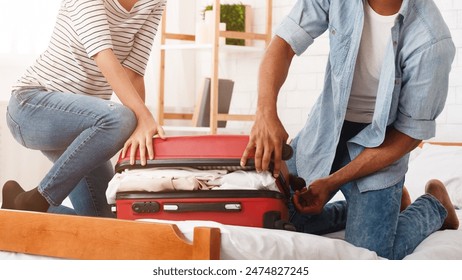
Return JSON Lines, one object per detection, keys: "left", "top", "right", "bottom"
{"left": 3, "top": 88, "right": 136, "bottom": 212}
{"left": 68, "top": 161, "right": 115, "bottom": 217}
{"left": 42, "top": 150, "right": 115, "bottom": 217}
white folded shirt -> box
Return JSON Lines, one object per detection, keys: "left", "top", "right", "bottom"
{"left": 106, "top": 167, "right": 278, "bottom": 204}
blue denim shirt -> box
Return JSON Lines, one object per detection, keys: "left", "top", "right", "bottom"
{"left": 276, "top": 0, "right": 455, "bottom": 192}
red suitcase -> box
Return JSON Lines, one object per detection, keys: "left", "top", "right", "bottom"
{"left": 112, "top": 135, "right": 294, "bottom": 229}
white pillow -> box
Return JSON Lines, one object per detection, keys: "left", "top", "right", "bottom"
{"left": 405, "top": 143, "right": 462, "bottom": 208}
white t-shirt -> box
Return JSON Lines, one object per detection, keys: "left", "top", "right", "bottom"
{"left": 345, "top": 1, "right": 398, "bottom": 123}
{"left": 15, "top": 0, "right": 166, "bottom": 100}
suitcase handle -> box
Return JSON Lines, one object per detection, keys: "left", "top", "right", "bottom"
{"left": 130, "top": 201, "right": 242, "bottom": 214}
{"left": 163, "top": 202, "right": 242, "bottom": 213}
{"left": 282, "top": 144, "right": 293, "bottom": 161}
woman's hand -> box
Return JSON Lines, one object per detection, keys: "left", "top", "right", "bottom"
{"left": 121, "top": 109, "right": 165, "bottom": 166}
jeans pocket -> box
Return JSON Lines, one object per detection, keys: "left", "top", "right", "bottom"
{"left": 6, "top": 108, "right": 26, "bottom": 147}
{"left": 12, "top": 87, "right": 44, "bottom": 105}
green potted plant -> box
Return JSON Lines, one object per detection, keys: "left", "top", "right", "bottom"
{"left": 201, "top": 2, "right": 247, "bottom": 46}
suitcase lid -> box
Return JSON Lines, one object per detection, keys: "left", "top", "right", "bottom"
{"left": 122, "top": 135, "right": 252, "bottom": 159}
{"left": 115, "top": 135, "right": 292, "bottom": 172}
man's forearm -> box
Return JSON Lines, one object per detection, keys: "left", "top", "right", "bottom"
{"left": 257, "top": 36, "right": 295, "bottom": 116}
{"left": 325, "top": 127, "right": 422, "bottom": 192}
{"left": 242, "top": 36, "right": 295, "bottom": 173}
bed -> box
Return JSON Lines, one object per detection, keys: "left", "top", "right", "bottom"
{"left": 0, "top": 142, "right": 461, "bottom": 260}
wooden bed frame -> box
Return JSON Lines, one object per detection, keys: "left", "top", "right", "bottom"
{"left": 0, "top": 209, "right": 221, "bottom": 260}
{"left": 419, "top": 141, "right": 462, "bottom": 147}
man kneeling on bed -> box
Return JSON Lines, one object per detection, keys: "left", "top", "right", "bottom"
{"left": 241, "top": 0, "right": 459, "bottom": 260}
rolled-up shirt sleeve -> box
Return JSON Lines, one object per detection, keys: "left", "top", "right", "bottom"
{"left": 394, "top": 37, "right": 455, "bottom": 140}
{"left": 275, "top": 0, "right": 330, "bottom": 55}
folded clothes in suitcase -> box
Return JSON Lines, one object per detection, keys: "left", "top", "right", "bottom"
{"left": 109, "top": 135, "right": 295, "bottom": 230}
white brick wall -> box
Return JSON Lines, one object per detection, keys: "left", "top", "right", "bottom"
{"left": 188, "top": 0, "right": 462, "bottom": 140}
{"left": 429, "top": 0, "right": 462, "bottom": 141}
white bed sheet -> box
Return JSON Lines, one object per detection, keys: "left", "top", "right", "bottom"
{"left": 140, "top": 219, "right": 381, "bottom": 260}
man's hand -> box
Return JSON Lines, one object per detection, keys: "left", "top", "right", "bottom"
{"left": 240, "top": 36, "right": 294, "bottom": 178}
{"left": 292, "top": 127, "right": 422, "bottom": 214}
{"left": 292, "top": 178, "right": 333, "bottom": 214}
{"left": 241, "top": 113, "right": 288, "bottom": 178}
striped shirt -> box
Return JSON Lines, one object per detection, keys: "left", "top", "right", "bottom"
{"left": 15, "top": 0, "right": 166, "bottom": 100}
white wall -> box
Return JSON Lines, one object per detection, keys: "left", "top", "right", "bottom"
{"left": 433, "top": 0, "right": 462, "bottom": 141}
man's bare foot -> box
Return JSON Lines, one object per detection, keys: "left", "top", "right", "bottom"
{"left": 425, "top": 179, "right": 459, "bottom": 230}
{"left": 400, "top": 186, "right": 411, "bottom": 212}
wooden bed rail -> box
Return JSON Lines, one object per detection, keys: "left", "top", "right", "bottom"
{"left": 0, "top": 209, "right": 221, "bottom": 260}
{"left": 419, "top": 141, "right": 462, "bottom": 147}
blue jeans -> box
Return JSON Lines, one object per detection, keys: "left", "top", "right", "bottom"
{"left": 6, "top": 88, "right": 137, "bottom": 217}
{"left": 287, "top": 136, "right": 448, "bottom": 259}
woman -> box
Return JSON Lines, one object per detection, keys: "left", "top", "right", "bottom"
{"left": 1, "top": 0, "right": 167, "bottom": 217}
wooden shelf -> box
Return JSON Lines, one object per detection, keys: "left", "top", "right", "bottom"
{"left": 158, "top": 0, "right": 273, "bottom": 134}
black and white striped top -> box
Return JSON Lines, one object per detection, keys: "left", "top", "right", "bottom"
{"left": 15, "top": 0, "right": 166, "bottom": 100}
